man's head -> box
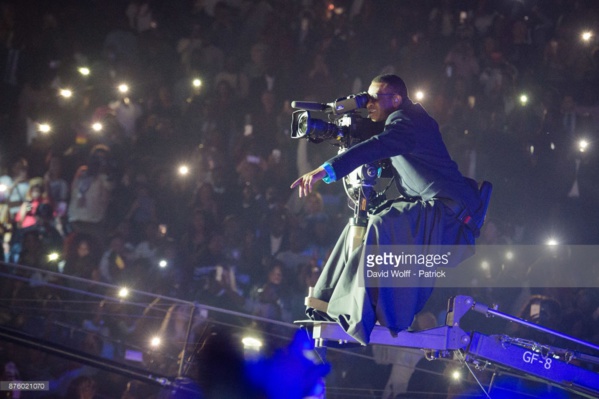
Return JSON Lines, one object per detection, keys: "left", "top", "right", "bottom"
{"left": 367, "top": 74, "right": 409, "bottom": 122}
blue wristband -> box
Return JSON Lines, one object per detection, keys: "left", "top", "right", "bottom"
{"left": 321, "top": 162, "right": 337, "bottom": 183}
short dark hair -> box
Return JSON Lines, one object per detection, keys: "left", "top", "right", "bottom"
{"left": 372, "top": 74, "right": 409, "bottom": 99}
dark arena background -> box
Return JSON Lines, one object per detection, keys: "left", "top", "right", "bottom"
{"left": 1, "top": 0, "right": 599, "bottom": 398}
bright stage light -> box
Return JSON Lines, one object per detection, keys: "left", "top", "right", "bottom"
{"left": 242, "top": 336, "right": 263, "bottom": 350}
{"left": 78, "top": 67, "right": 90, "bottom": 76}
{"left": 178, "top": 165, "right": 190, "bottom": 176}
{"left": 91, "top": 122, "right": 103, "bottom": 132}
{"left": 38, "top": 123, "right": 51, "bottom": 134}
{"left": 118, "top": 287, "right": 130, "bottom": 298}
{"left": 118, "top": 83, "right": 129, "bottom": 94}
{"left": 150, "top": 336, "right": 161, "bottom": 348}
{"left": 59, "top": 89, "right": 73, "bottom": 98}
{"left": 451, "top": 369, "right": 462, "bottom": 381}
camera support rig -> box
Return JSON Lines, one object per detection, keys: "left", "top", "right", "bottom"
{"left": 298, "top": 295, "right": 599, "bottom": 398}
{"left": 345, "top": 162, "right": 382, "bottom": 254}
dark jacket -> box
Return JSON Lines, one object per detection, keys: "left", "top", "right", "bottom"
{"left": 326, "top": 100, "right": 481, "bottom": 214}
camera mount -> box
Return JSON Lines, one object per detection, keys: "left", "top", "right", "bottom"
{"left": 344, "top": 162, "right": 389, "bottom": 254}
{"left": 298, "top": 295, "right": 599, "bottom": 399}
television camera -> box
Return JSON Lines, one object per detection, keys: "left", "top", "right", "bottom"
{"left": 290, "top": 92, "right": 383, "bottom": 148}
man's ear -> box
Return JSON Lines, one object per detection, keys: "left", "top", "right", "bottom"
{"left": 393, "top": 95, "right": 403, "bottom": 108}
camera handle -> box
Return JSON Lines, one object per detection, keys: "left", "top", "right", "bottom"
{"left": 345, "top": 163, "right": 380, "bottom": 255}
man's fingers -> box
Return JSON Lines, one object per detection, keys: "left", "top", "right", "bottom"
{"left": 298, "top": 179, "right": 307, "bottom": 198}
{"left": 303, "top": 176, "right": 314, "bottom": 197}
{"left": 292, "top": 169, "right": 325, "bottom": 197}
{"left": 290, "top": 178, "right": 302, "bottom": 189}
{"left": 292, "top": 179, "right": 308, "bottom": 197}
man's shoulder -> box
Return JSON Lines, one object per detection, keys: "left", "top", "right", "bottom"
{"left": 386, "top": 101, "right": 428, "bottom": 122}
{"left": 385, "top": 109, "right": 408, "bottom": 127}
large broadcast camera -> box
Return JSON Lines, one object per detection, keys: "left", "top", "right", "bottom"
{"left": 290, "top": 93, "right": 383, "bottom": 149}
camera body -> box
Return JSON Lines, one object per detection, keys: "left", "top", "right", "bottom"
{"left": 291, "top": 111, "right": 382, "bottom": 149}
{"left": 290, "top": 92, "right": 384, "bottom": 149}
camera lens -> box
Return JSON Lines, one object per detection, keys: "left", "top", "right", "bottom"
{"left": 291, "top": 110, "right": 340, "bottom": 143}
{"left": 297, "top": 112, "right": 309, "bottom": 134}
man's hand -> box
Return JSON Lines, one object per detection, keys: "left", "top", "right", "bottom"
{"left": 290, "top": 166, "right": 327, "bottom": 197}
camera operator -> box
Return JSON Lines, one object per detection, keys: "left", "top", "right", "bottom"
{"left": 291, "top": 74, "right": 483, "bottom": 344}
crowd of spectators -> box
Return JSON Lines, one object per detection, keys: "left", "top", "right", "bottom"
{"left": 1, "top": 0, "right": 599, "bottom": 398}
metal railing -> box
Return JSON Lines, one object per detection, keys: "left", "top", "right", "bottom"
{"left": 0, "top": 260, "right": 298, "bottom": 383}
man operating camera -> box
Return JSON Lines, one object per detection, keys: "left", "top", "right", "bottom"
{"left": 291, "top": 74, "right": 485, "bottom": 344}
